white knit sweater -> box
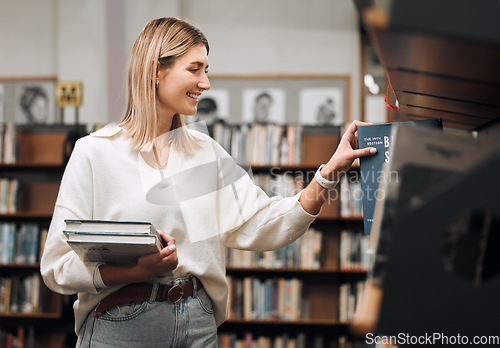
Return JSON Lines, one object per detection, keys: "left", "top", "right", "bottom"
{"left": 40, "top": 124, "right": 317, "bottom": 333}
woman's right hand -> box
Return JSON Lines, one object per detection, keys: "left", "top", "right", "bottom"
{"left": 99, "top": 231, "right": 178, "bottom": 286}
{"left": 132, "top": 231, "right": 178, "bottom": 281}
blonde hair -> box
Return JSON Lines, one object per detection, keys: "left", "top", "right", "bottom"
{"left": 119, "top": 17, "right": 209, "bottom": 153}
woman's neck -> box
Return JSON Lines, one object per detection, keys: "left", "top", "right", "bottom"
{"left": 156, "top": 110, "right": 175, "bottom": 136}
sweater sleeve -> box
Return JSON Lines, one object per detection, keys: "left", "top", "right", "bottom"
{"left": 40, "top": 138, "right": 102, "bottom": 295}
{"left": 223, "top": 176, "right": 318, "bottom": 251}
{"left": 206, "top": 139, "right": 319, "bottom": 251}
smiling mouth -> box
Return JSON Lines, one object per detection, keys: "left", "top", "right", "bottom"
{"left": 186, "top": 92, "right": 199, "bottom": 100}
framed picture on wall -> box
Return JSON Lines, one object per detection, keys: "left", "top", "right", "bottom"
{"left": 299, "top": 87, "right": 345, "bottom": 126}
{"left": 0, "top": 76, "right": 57, "bottom": 125}
{"left": 199, "top": 74, "right": 350, "bottom": 126}
{"left": 241, "top": 87, "right": 286, "bottom": 124}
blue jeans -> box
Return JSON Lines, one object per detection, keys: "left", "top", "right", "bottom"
{"left": 76, "top": 277, "right": 217, "bottom": 348}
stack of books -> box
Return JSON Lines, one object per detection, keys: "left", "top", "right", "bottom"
{"left": 64, "top": 220, "right": 166, "bottom": 265}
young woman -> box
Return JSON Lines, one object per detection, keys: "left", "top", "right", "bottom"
{"left": 41, "top": 17, "right": 376, "bottom": 347}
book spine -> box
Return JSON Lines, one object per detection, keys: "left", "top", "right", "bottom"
{"left": 228, "top": 275, "right": 304, "bottom": 321}
{"left": 226, "top": 228, "right": 323, "bottom": 269}
{"left": 1, "top": 223, "right": 42, "bottom": 265}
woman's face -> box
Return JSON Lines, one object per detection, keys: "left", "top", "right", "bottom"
{"left": 31, "top": 95, "right": 49, "bottom": 124}
{"left": 156, "top": 44, "right": 210, "bottom": 119}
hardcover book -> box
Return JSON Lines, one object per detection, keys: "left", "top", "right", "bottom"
{"left": 64, "top": 220, "right": 166, "bottom": 265}
{"left": 357, "top": 119, "right": 442, "bottom": 234}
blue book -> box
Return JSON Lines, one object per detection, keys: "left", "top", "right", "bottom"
{"left": 357, "top": 119, "right": 442, "bottom": 234}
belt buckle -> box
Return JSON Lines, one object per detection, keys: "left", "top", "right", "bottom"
{"left": 167, "top": 284, "right": 184, "bottom": 303}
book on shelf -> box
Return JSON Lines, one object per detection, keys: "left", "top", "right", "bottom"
{"left": 339, "top": 230, "right": 370, "bottom": 271}
{"left": 218, "top": 332, "right": 315, "bottom": 348}
{"left": 351, "top": 124, "right": 500, "bottom": 337}
{"left": 0, "top": 327, "right": 36, "bottom": 348}
{"left": 0, "top": 178, "right": 20, "bottom": 214}
{"left": 0, "top": 123, "right": 19, "bottom": 164}
{"left": 226, "top": 227, "right": 322, "bottom": 269}
{"left": 339, "top": 173, "right": 362, "bottom": 218}
{"left": 64, "top": 220, "right": 166, "bottom": 265}
{"left": 227, "top": 275, "right": 304, "bottom": 321}
{"left": 357, "top": 118, "right": 442, "bottom": 234}
{"left": 339, "top": 280, "right": 364, "bottom": 322}
{"left": 0, "top": 273, "right": 46, "bottom": 314}
{"left": 0, "top": 223, "right": 41, "bottom": 264}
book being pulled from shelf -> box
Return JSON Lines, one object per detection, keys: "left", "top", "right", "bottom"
{"left": 64, "top": 220, "right": 166, "bottom": 265}
{"left": 357, "top": 118, "right": 442, "bottom": 234}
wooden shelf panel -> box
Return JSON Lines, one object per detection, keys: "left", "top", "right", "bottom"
{"left": 226, "top": 267, "right": 367, "bottom": 274}
{"left": 17, "top": 133, "right": 67, "bottom": 165}
{"left": 397, "top": 93, "right": 500, "bottom": 121}
{"left": 363, "top": 6, "right": 500, "bottom": 131}
{"left": 0, "top": 263, "right": 40, "bottom": 269}
{"left": 21, "top": 182, "right": 60, "bottom": 213}
{"left": 0, "top": 312, "right": 61, "bottom": 319}
{"left": 388, "top": 68, "right": 500, "bottom": 107}
{"left": 250, "top": 165, "right": 319, "bottom": 172}
{"left": 400, "top": 106, "right": 491, "bottom": 130}
{"left": 0, "top": 162, "right": 64, "bottom": 170}
{"left": 224, "top": 318, "right": 346, "bottom": 326}
{"left": 0, "top": 212, "right": 53, "bottom": 219}
{"left": 370, "top": 28, "right": 500, "bottom": 85}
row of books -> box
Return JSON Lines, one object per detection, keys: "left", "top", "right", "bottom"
{"left": 218, "top": 333, "right": 370, "bottom": 348}
{"left": 0, "top": 223, "right": 46, "bottom": 264}
{"left": 0, "top": 327, "right": 36, "bottom": 348}
{"left": 226, "top": 277, "right": 366, "bottom": 322}
{"left": 0, "top": 123, "right": 18, "bottom": 164}
{"left": 253, "top": 173, "right": 305, "bottom": 198}
{"left": 0, "top": 178, "right": 20, "bottom": 214}
{"left": 339, "top": 230, "right": 371, "bottom": 271}
{"left": 339, "top": 281, "right": 365, "bottom": 322}
{"left": 226, "top": 276, "right": 305, "bottom": 321}
{"left": 0, "top": 274, "right": 48, "bottom": 314}
{"left": 340, "top": 174, "right": 363, "bottom": 218}
{"left": 253, "top": 171, "right": 363, "bottom": 219}
{"left": 226, "top": 228, "right": 322, "bottom": 269}
{"left": 212, "top": 123, "right": 304, "bottom": 166}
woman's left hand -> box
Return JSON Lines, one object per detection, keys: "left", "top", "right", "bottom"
{"left": 320, "top": 120, "right": 376, "bottom": 180}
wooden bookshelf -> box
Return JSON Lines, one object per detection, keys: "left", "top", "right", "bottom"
{"left": 0, "top": 124, "right": 86, "bottom": 348}
{"left": 216, "top": 122, "right": 368, "bottom": 346}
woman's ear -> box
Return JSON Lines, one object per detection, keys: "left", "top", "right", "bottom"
{"left": 154, "top": 61, "right": 161, "bottom": 88}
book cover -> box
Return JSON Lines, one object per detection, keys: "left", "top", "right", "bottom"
{"left": 67, "top": 239, "right": 163, "bottom": 265}
{"left": 65, "top": 232, "right": 159, "bottom": 245}
{"left": 64, "top": 220, "right": 165, "bottom": 265}
{"left": 357, "top": 118, "right": 442, "bottom": 234}
{"left": 64, "top": 219, "right": 157, "bottom": 234}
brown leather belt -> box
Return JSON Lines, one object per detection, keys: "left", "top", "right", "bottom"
{"left": 94, "top": 278, "right": 202, "bottom": 317}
